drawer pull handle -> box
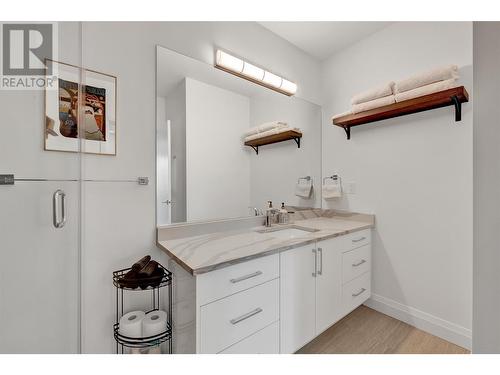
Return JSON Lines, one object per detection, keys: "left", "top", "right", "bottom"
{"left": 352, "top": 259, "right": 367, "bottom": 267}
{"left": 230, "top": 271, "right": 263, "bottom": 284}
{"left": 352, "top": 236, "right": 366, "bottom": 243}
{"left": 352, "top": 288, "right": 366, "bottom": 297}
{"left": 230, "top": 308, "right": 263, "bottom": 325}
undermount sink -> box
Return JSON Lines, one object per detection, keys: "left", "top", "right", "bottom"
{"left": 256, "top": 226, "right": 319, "bottom": 240}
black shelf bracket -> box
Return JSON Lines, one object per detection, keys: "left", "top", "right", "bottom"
{"left": 451, "top": 95, "right": 462, "bottom": 122}
{"left": 250, "top": 145, "right": 259, "bottom": 155}
{"left": 343, "top": 126, "right": 351, "bottom": 140}
{"left": 293, "top": 137, "right": 301, "bottom": 148}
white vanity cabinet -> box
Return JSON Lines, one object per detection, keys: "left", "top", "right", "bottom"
{"left": 280, "top": 229, "right": 371, "bottom": 353}
{"left": 168, "top": 229, "right": 371, "bottom": 354}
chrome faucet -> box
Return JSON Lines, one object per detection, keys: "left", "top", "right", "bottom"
{"left": 249, "top": 207, "right": 263, "bottom": 216}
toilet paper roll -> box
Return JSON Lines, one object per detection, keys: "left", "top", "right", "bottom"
{"left": 119, "top": 310, "right": 145, "bottom": 338}
{"left": 143, "top": 310, "right": 168, "bottom": 337}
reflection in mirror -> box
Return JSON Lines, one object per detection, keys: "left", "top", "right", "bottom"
{"left": 156, "top": 46, "right": 322, "bottom": 225}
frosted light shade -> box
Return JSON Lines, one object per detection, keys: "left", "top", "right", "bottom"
{"left": 216, "top": 50, "right": 244, "bottom": 73}
{"left": 242, "top": 62, "right": 264, "bottom": 81}
{"left": 280, "top": 79, "right": 298, "bottom": 95}
{"left": 215, "top": 49, "right": 297, "bottom": 95}
{"left": 263, "top": 71, "right": 282, "bottom": 88}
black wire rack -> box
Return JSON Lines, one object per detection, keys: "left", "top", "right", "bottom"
{"left": 113, "top": 263, "right": 173, "bottom": 354}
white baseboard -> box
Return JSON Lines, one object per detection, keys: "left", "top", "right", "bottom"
{"left": 364, "top": 293, "right": 471, "bottom": 350}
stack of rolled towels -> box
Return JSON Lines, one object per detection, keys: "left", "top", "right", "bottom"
{"left": 393, "top": 64, "right": 459, "bottom": 102}
{"left": 332, "top": 64, "right": 460, "bottom": 119}
{"left": 243, "top": 121, "right": 301, "bottom": 142}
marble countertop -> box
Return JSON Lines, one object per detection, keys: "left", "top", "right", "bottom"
{"left": 157, "top": 211, "right": 374, "bottom": 275}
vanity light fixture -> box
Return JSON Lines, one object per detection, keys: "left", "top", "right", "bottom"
{"left": 215, "top": 49, "right": 298, "bottom": 96}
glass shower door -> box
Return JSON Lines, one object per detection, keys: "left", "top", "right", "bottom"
{"left": 0, "top": 22, "right": 82, "bottom": 353}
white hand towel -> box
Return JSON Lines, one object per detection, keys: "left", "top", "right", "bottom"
{"left": 395, "top": 65, "right": 459, "bottom": 93}
{"left": 351, "top": 95, "right": 395, "bottom": 114}
{"left": 244, "top": 127, "right": 301, "bottom": 142}
{"left": 243, "top": 121, "right": 288, "bottom": 137}
{"left": 394, "top": 78, "right": 458, "bottom": 103}
{"left": 351, "top": 82, "right": 395, "bottom": 105}
{"left": 331, "top": 110, "right": 353, "bottom": 121}
{"left": 295, "top": 180, "right": 312, "bottom": 199}
{"left": 322, "top": 184, "right": 342, "bottom": 200}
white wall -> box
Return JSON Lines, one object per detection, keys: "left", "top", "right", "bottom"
{"left": 321, "top": 22, "right": 473, "bottom": 348}
{"left": 77, "top": 21, "right": 320, "bottom": 353}
{"left": 185, "top": 77, "right": 251, "bottom": 221}
{"left": 472, "top": 22, "right": 500, "bottom": 353}
{"left": 249, "top": 93, "right": 322, "bottom": 209}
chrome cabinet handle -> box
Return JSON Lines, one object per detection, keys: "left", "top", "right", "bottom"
{"left": 162, "top": 200, "right": 175, "bottom": 205}
{"left": 52, "top": 189, "right": 66, "bottom": 229}
{"left": 352, "top": 288, "right": 366, "bottom": 297}
{"left": 317, "top": 247, "right": 323, "bottom": 275}
{"left": 230, "top": 271, "right": 263, "bottom": 284}
{"left": 230, "top": 308, "right": 263, "bottom": 325}
{"left": 312, "top": 249, "right": 317, "bottom": 277}
{"left": 352, "top": 236, "right": 366, "bottom": 243}
{"left": 352, "top": 259, "right": 367, "bottom": 267}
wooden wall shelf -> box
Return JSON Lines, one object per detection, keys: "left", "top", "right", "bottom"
{"left": 244, "top": 130, "right": 302, "bottom": 155}
{"left": 332, "top": 86, "right": 469, "bottom": 139}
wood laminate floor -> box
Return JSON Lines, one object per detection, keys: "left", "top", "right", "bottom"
{"left": 297, "top": 305, "right": 469, "bottom": 354}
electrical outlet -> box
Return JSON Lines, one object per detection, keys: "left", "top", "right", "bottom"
{"left": 346, "top": 182, "right": 356, "bottom": 194}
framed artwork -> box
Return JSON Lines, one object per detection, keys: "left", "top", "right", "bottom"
{"left": 45, "top": 60, "right": 117, "bottom": 155}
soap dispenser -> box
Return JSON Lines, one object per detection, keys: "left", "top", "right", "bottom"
{"left": 279, "top": 202, "right": 289, "bottom": 224}
{"left": 265, "top": 201, "right": 274, "bottom": 227}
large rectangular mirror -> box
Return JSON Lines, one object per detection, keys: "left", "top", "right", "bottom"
{"left": 156, "top": 46, "right": 322, "bottom": 225}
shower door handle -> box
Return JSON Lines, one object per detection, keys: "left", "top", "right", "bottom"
{"left": 53, "top": 189, "right": 66, "bottom": 229}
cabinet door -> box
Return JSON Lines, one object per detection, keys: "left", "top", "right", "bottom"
{"left": 315, "top": 238, "right": 342, "bottom": 335}
{"left": 280, "top": 244, "right": 317, "bottom": 353}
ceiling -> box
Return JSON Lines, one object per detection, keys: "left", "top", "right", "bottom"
{"left": 258, "top": 22, "right": 392, "bottom": 61}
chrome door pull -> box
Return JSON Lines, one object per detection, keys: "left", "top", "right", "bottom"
{"left": 230, "top": 271, "right": 263, "bottom": 284}
{"left": 352, "top": 259, "right": 367, "bottom": 267}
{"left": 162, "top": 200, "right": 175, "bottom": 205}
{"left": 317, "top": 247, "right": 323, "bottom": 275}
{"left": 230, "top": 308, "right": 263, "bottom": 325}
{"left": 312, "top": 249, "right": 317, "bottom": 277}
{"left": 52, "top": 189, "right": 66, "bottom": 229}
{"left": 352, "top": 236, "right": 366, "bottom": 243}
{"left": 352, "top": 288, "right": 366, "bottom": 297}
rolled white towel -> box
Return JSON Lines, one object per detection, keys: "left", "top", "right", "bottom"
{"left": 352, "top": 95, "right": 395, "bottom": 114}
{"left": 394, "top": 78, "right": 458, "bottom": 103}
{"left": 395, "top": 65, "right": 459, "bottom": 94}
{"left": 243, "top": 121, "right": 288, "bottom": 137}
{"left": 244, "top": 127, "right": 301, "bottom": 142}
{"left": 351, "top": 82, "right": 395, "bottom": 105}
{"left": 331, "top": 110, "right": 353, "bottom": 121}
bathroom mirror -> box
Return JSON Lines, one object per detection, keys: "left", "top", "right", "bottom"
{"left": 156, "top": 45, "right": 322, "bottom": 225}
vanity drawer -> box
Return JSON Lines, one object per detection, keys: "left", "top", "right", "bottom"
{"left": 342, "top": 244, "right": 371, "bottom": 284}
{"left": 339, "top": 229, "right": 371, "bottom": 252}
{"left": 342, "top": 272, "right": 371, "bottom": 314}
{"left": 197, "top": 254, "right": 279, "bottom": 306}
{"left": 200, "top": 278, "right": 279, "bottom": 354}
{"left": 219, "top": 321, "right": 279, "bottom": 354}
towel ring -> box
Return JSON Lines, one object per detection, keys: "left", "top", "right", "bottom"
{"left": 297, "top": 176, "right": 312, "bottom": 184}
{"left": 323, "top": 174, "right": 341, "bottom": 184}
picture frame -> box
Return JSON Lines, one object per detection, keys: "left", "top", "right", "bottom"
{"left": 44, "top": 59, "right": 117, "bottom": 155}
